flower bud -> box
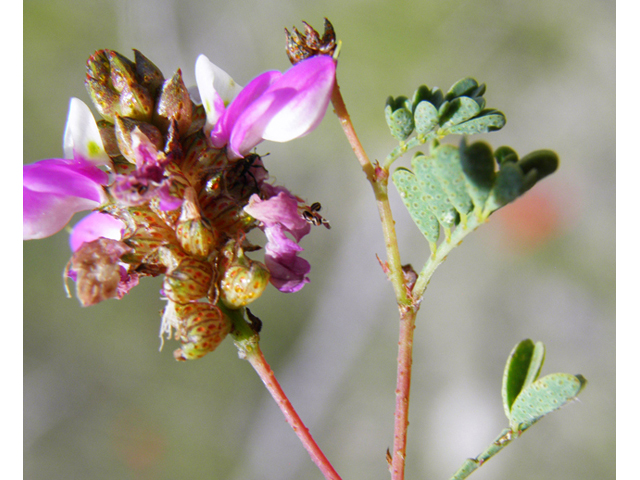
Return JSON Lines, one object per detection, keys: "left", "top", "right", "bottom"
{"left": 163, "top": 257, "right": 214, "bottom": 304}
{"left": 176, "top": 188, "right": 219, "bottom": 258}
{"left": 219, "top": 244, "right": 270, "bottom": 308}
{"left": 96, "top": 119, "right": 120, "bottom": 158}
{"left": 154, "top": 69, "right": 193, "bottom": 136}
{"left": 85, "top": 76, "right": 121, "bottom": 122}
{"left": 85, "top": 49, "right": 155, "bottom": 123}
{"left": 162, "top": 302, "right": 231, "bottom": 361}
{"left": 133, "top": 49, "right": 164, "bottom": 98}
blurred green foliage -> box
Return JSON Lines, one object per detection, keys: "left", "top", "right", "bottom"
{"left": 24, "top": 1, "right": 614, "bottom": 479}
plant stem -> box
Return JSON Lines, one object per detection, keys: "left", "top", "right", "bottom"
{"left": 331, "top": 80, "right": 417, "bottom": 480}
{"left": 330, "top": 82, "right": 410, "bottom": 306}
{"left": 412, "top": 214, "right": 484, "bottom": 299}
{"left": 226, "top": 306, "right": 341, "bottom": 480}
{"left": 449, "top": 428, "right": 515, "bottom": 480}
{"left": 390, "top": 305, "right": 418, "bottom": 480}
{"left": 245, "top": 345, "right": 342, "bottom": 480}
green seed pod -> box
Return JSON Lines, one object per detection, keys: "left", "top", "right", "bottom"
{"left": 176, "top": 188, "right": 219, "bottom": 258}
{"left": 165, "top": 302, "right": 232, "bottom": 361}
{"left": 163, "top": 257, "right": 214, "bottom": 304}
{"left": 220, "top": 262, "right": 270, "bottom": 308}
{"left": 218, "top": 243, "right": 270, "bottom": 308}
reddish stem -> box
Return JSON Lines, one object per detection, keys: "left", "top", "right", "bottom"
{"left": 390, "top": 306, "right": 418, "bottom": 480}
{"left": 331, "top": 78, "right": 419, "bottom": 480}
{"left": 246, "top": 345, "right": 342, "bottom": 480}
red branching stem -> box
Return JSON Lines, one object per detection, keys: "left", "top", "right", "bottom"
{"left": 246, "top": 345, "right": 342, "bottom": 480}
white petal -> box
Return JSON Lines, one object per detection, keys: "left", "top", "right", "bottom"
{"left": 62, "top": 98, "right": 111, "bottom": 166}
{"left": 195, "top": 54, "right": 243, "bottom": 132}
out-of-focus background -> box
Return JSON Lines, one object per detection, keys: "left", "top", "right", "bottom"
{"left": 24, "top": 1, "right": 615, "bottom": 479}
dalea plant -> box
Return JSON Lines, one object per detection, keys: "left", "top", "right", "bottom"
{"left": 23, "top": 18, "right": 585, "bottom": 480}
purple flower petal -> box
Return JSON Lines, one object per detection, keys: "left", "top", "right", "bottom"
{"left": 23, "top": 158, "right": 109, "bottom": 240}
{"left": 210, "top": 70, "right": 281, "bottom": 156}
{"left": 245, "top": 189, "right": 310, "bottom": 241}
{"left": 69, "top": 211, "right": 125, "bottom": 252}
{"left": 244, "top": 187, "right": 312, "bottom": 292}
{"left": 260, "top": 56, "right": 336, "bottom": 142}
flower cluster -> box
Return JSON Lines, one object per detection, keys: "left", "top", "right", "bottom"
{"left": 23, "top": 48, "right": 336, "bottom": 360}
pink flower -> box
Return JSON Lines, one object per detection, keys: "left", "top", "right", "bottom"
{"left": 23, "top": 99, "right": 111, "bottom": 240}
{"left": 69, "top": 211, "right": 125, "bottom": 252}
{"left": 197, "top": 55, "right": 336, "bottom": 159}
{"left": 23, "top": 158, "right": 109, "bottom": 240}
{"left": 244, "top": 187, "right": 312, "bottom": 292}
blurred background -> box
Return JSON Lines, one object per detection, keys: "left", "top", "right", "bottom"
{"left": 23, "top": 0, "right": 615, "bottom": 479}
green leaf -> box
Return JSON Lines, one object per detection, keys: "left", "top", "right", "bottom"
{"left": 502, "top": 339, "right": 545, "bottom": 418}
{"left": 439, "top": 96, "right": 482, "bottom": 130}
{"left": 443, "top": 109, "right": 506, "bottom": 136}
{"left": 385, "top": 96, "right": 415, "bottom": 141}
{"left": 459, "top": 139, "right": 496, "bottom": 212}
{"left": 485, "top": 162, "right": 526, "bottom": 212}
{"left": 412, "top": 153, "right": 459, "bottom": 232}
{"left": 494, "top": 146, "right": 518, "bottom": 166}
{"left": 517, "top": 149, "right": 560, "bottom": 186}
{"left": 445, "top": 77, "right": 479, "bottom": 100}
{"left": 509, "top": 373, "right": 587, "bottom": 432}
{"left": 414, "top": 100, "right": 439, "bottom": 135}
{"left": 392, "top": 167, "right": 440, "bottom": 250}
{"left": 429, "top": 144, "right": 474, "bottom": 220}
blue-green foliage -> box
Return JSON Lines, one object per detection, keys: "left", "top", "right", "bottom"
{"left": 384, "top": 77, "right": 506, "bottom": 142}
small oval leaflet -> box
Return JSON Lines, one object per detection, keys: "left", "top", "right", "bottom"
{"left": 501, "top": 339, "right": 545, "bottom": 418}
{"left": 509, "top": 373, "right": 586, "bottom": 432}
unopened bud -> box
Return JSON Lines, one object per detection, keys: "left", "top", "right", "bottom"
{"left": 154, "top": 69, "right": 193, "bottom": 136}
{"left": 133, "top": 49, "right": 164, "bottom": 98}
{"left": 85, "top": 49, "right": 155, "bottom": 123}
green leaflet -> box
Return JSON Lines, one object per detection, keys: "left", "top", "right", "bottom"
{"left": 501, "top": 339, "right": 546, "bottom": 418}
{"left": 442, "top": 109, "right": 506, "bottom": 136}
{"left": 509, "top": 373, "right": 586, "bottom": 432}
{"left": 501, "top": 339, "right": 586, "bottom": 433}
{"left": 439, "top": 96, "right": 482, "bottom": 130}
{"left": 385, "top": 95, "right": 415, "bottom": 141}
{"left": 428, "top": 144, "right": 474, "bottom": 222}
{"left": 392, "top": 168, "right": 440, "bottom": 250}
{"left": 459, "top": 140, "right": 496, "bottom": 214}
{"left": 414, "top": 100, "right": 439, "bottom": 135}
{"left": 411, "top": 153, "right": 459, "bottom": 234}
